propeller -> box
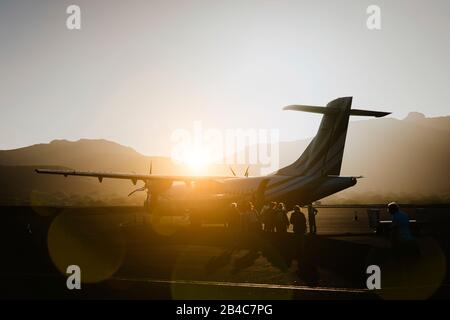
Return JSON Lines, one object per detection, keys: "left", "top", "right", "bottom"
{"left": 229, "top": 165, "right": 250, "bottom": 177}
{"left": 244, "top": 165, "right": 250, "bottom": 178}
{"left": 128, "top": 161, "right": 153, "bottom": 197}
{"left": 128, "top": 185, "right": 147, "bottom": 197}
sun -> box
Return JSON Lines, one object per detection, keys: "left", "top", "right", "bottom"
{"left": 184, "top": 149, "right": 211, "bottom": 173}
{"left": 171, "top": 139, "right": 216, "bottom": 174}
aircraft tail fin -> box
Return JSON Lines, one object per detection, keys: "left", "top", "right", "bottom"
{"left": 276, "top": 97, "right": 390, "bottom": 177}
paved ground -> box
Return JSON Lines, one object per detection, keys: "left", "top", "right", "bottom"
{"left": 1, "top": 205, "right": 449, "bottom": 299}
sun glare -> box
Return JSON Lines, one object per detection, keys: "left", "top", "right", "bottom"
{"left": 184, "top": 149, "right": 211, "bottom": 173}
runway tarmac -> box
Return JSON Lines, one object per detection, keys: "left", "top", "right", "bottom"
{"left": 0, "top": 205, "right": 449, "bottom": 299}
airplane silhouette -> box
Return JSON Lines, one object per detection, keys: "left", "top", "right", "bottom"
{"left": 36, "top": 97, "right": 389, "bottom": 218}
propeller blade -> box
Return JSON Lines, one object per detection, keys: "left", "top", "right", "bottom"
{"left": 149, "top": 161, "right": 153, "bottom": 175}
{"left": 244, "top": 165, "right": 249, "bottom": 178}
{"left": 128, "top": 186, "right": 146, "bottom": 197}
{"left": 229, "top": 166, "right": 237, "bottom": 177}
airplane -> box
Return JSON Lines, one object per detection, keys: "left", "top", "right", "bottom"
{"left": 36, "top": 97, "right": 390, "bottom": 222}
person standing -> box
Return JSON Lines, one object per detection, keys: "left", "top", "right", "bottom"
{"left": 275, "top": 202, "right": 289, "bottom": 233}
{"left": 290, "top": 205, "right": 307, "bottom": 262}
{"left": 307, "top": 204, "right": 318, "bottom": 234}
{"left": 246, "top": 201, "right": 261, "bottom": 232}
{"left": 263, "top": 202, "right": 277, "bottom": 233}
{"left": 290, "top": 205, "right": 307, "bottom": 235}
{"left": 388, "top": 202, "right": 418, "bottom": 258}
{"left": 241, "top": 201, "right": 261, "bottom": 250}
{"left": 259, "top": 203, "right": 270, "bottom": 231}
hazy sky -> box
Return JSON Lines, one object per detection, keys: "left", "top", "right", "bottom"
{"left": 0, "top": 0, "right": 449, "bottom": 155}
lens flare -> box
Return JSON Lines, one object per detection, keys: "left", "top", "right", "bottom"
{"left": 47, "top": 210, "right": 126, "bottom": 283}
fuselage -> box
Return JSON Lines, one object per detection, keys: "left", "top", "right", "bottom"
{"left": 150, "top": 174, "right": 357, "bottom": 216}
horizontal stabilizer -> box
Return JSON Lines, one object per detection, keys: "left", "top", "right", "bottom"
{"left": 349, "top": 109, "right": 391, "bottom": 118}
{"left": 328, "top": 175, "right": 365, "bottom": 179}
{"left": 283, "top": 104, "right": 390, "bottom": 118}
{"left": 283, "top": 105, "right": 338, "bottom": 115}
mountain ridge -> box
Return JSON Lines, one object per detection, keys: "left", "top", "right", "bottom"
{"left": 0, "top": 113, "right": 448, "bottom": 205}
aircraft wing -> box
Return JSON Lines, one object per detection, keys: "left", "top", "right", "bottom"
{"left": 35, "top": 168, "right": 232, "bottom": 184}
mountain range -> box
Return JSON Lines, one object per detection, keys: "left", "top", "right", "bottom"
{"left": 0, "top": 112, "right": 448, "bottom": 205}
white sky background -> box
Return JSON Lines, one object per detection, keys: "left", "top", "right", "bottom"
{"left": 0, "top": 0, "right": 449, "bottom": 155}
